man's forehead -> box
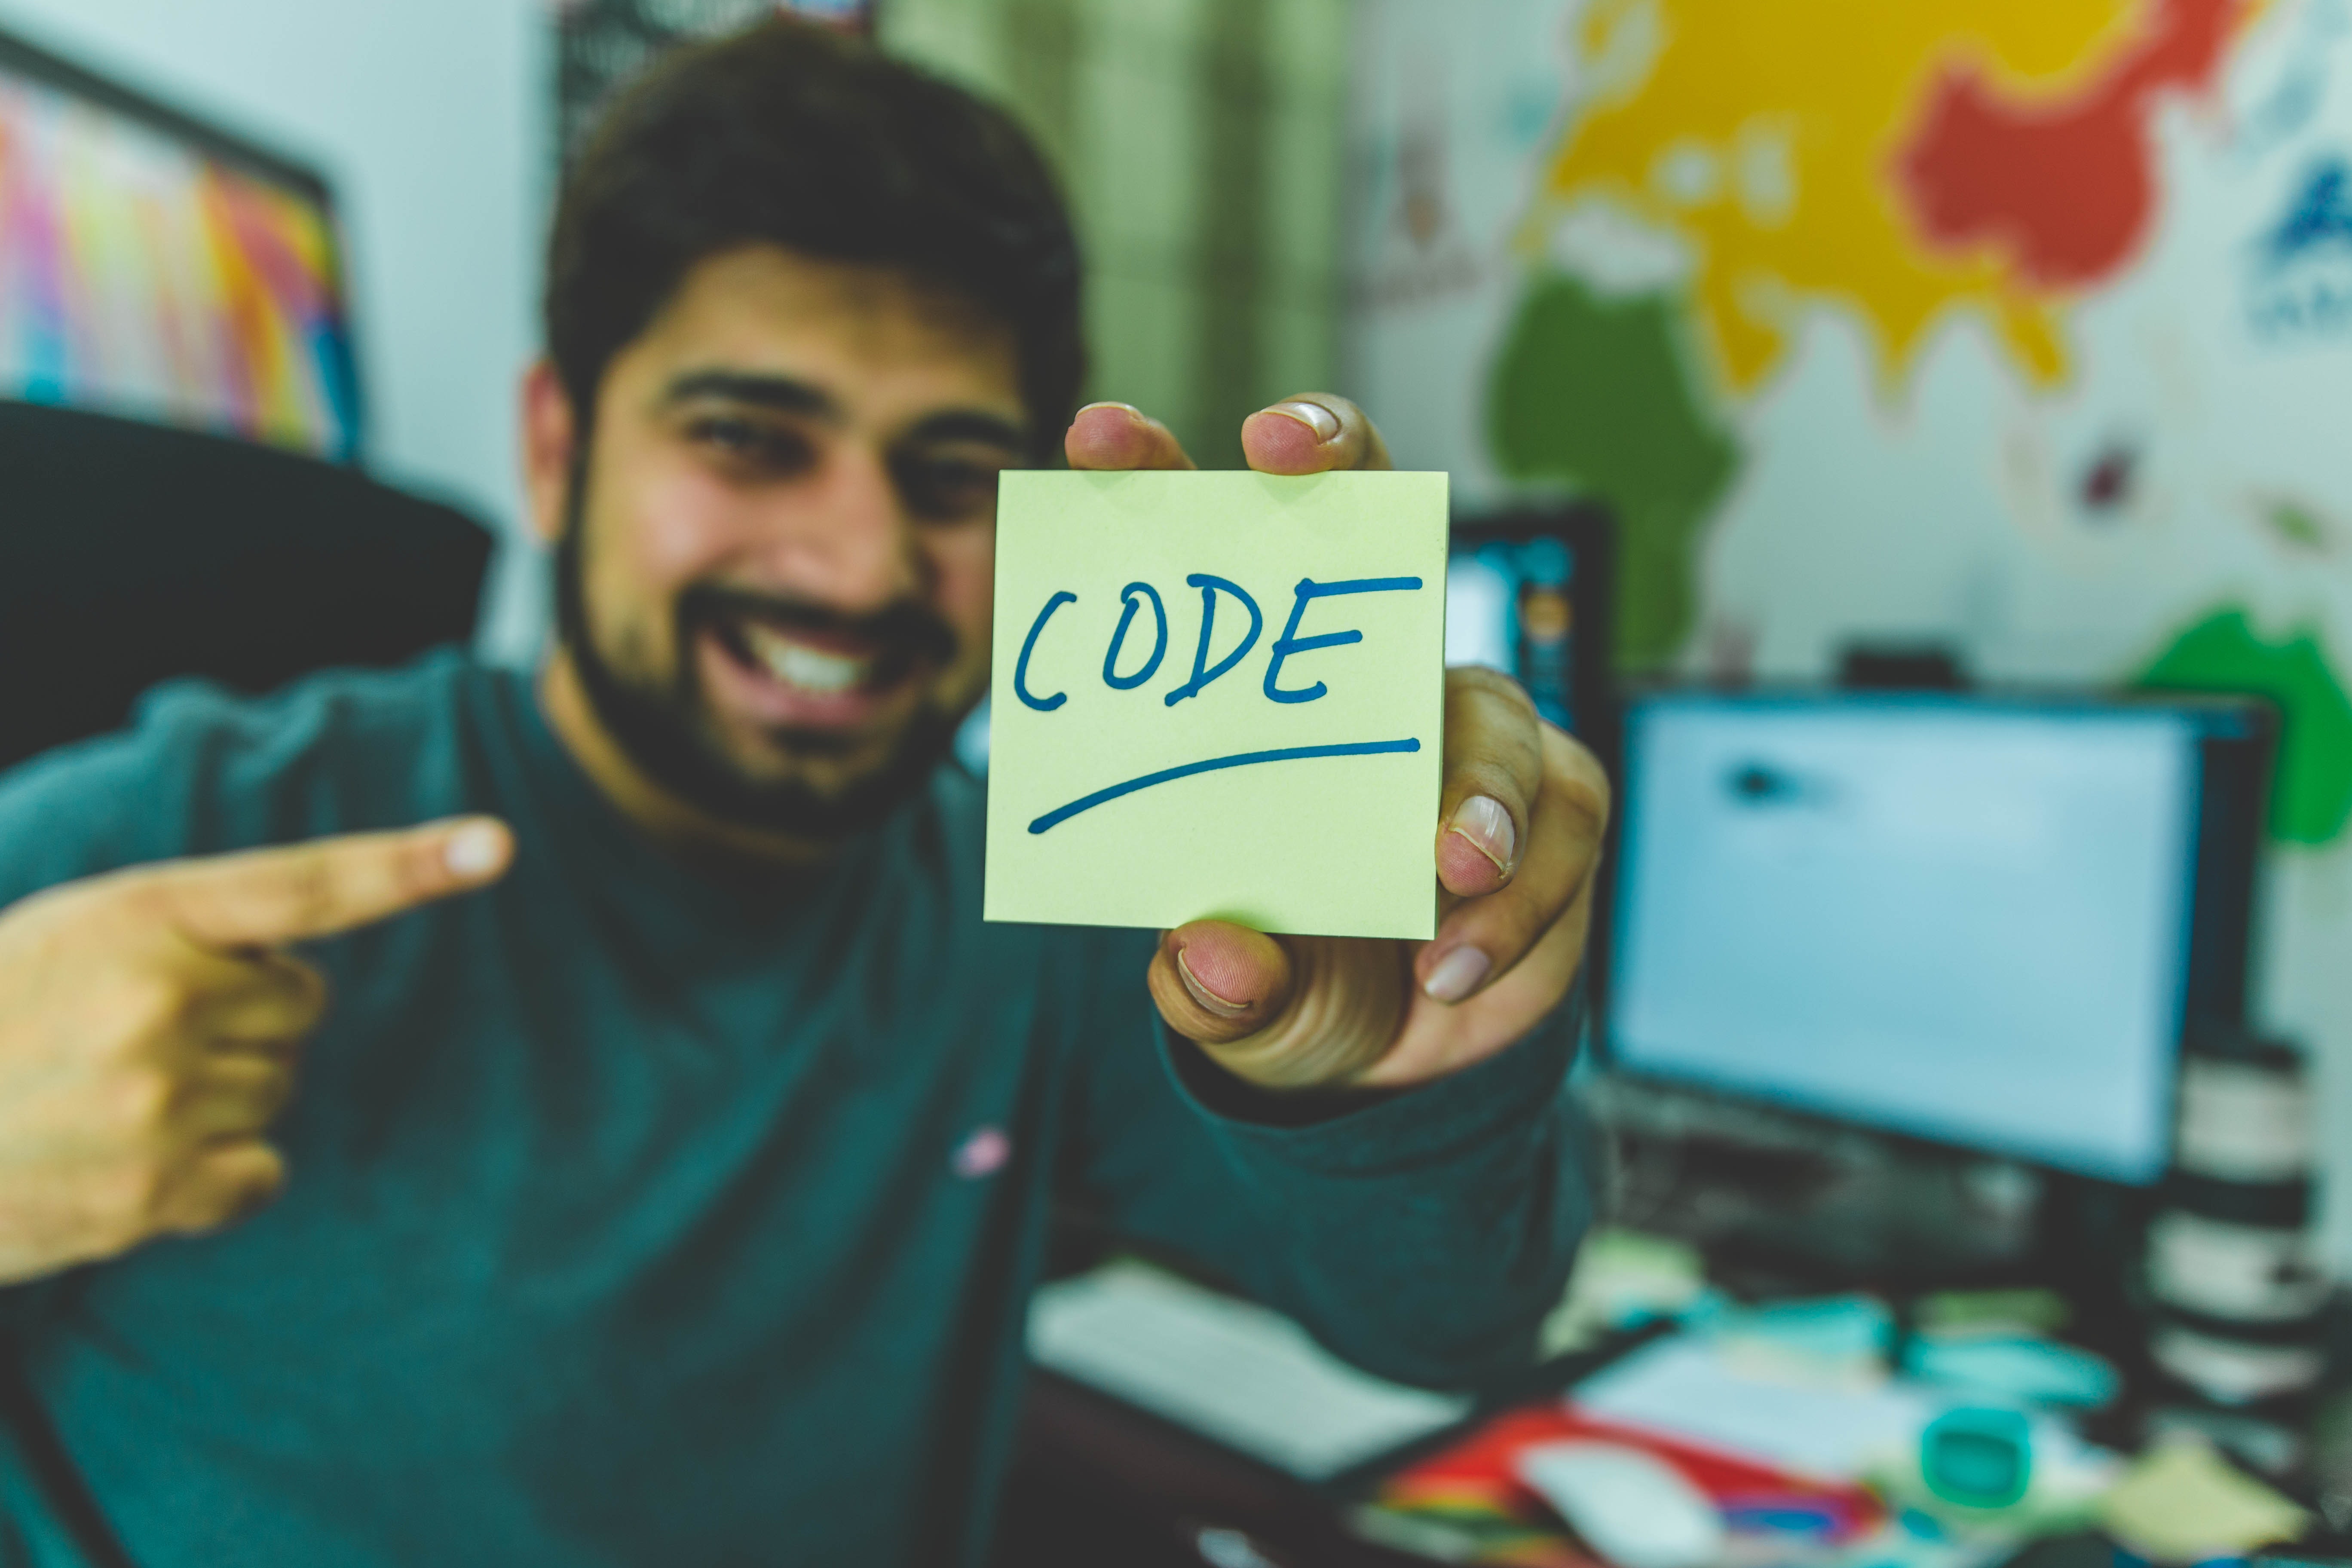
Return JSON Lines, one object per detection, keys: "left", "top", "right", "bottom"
{"left": 629, "top": 244, "right": 1026, "bottom": 417}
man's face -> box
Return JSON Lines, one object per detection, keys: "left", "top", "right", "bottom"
{"left": 549, "top": 246, "right": 1027, "bottom": 839}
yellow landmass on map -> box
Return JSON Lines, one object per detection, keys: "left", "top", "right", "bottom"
{"left": 1540, "top": 0, "right": 2226, "bottom": 397}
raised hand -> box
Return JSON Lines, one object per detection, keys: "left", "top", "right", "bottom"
{"left": 0, "top": 818, "right": 513, "bottom": 1284}
{"left": 1067, "top": 396, "right": 1609, "bottom": 1090}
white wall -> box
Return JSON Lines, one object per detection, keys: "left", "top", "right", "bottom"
{"left": 0, "top": 0, "right": 552, "bottom": 662}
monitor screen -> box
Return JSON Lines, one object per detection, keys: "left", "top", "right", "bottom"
{"left": 1606, "top": 692, "right": 2215, "bottom": 1184}
{"left": 0, "top": 30, "right": 360, "bottom": 458}
{"left": 1444, "top": 506, "right": 1613, "bottom": 750}
{"left": 1446, "top": 534, "right": 1582, "bottom": 734}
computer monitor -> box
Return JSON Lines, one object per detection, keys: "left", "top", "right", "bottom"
{"left": 1445, "top": 504, "right": 1614, "bottom": 753}
{"left": 1603, "top": 690, "right": 2270, "bottom": 1185}
{"left": 0, "top": 26, "right": 362, "bottom": 459}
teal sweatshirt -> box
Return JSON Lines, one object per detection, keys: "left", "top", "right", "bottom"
{"left": 0, "top": 653, "right": 1591, "bottom": 1566}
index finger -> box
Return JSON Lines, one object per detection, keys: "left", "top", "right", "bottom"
{"left": 140, "top": 817, "right": 514, "bottom": 949}
{"left": 1240, "top": 392, "right": 1394, "bottom": 476}
{"left": 1434, "top": 668, "right": 1546, "bottom": 900}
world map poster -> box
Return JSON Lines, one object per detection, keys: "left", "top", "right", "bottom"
{"left": 1343, "top": 0, "right": 2352, "bottom": 1256}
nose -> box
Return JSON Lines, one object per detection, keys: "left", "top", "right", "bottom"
{"left": 751, "top": 440, "right": 923, "bottom": 614}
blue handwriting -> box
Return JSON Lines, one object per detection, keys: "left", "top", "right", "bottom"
{"left": 1011, "top": 572, "right": 1428, "bottom": 833}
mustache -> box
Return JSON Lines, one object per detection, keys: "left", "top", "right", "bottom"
{"left": 678, "top": 583, "right": 961, "bottom": 672}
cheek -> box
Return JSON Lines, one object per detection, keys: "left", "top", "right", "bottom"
{"left": 605, "top": 460, "right": 753, "bottom": 588}
{"left": 579, "top": 451, "right": 756, "bottom": 667}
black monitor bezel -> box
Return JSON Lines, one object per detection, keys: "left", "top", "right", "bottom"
{"left": 0, "top": 23, "right": 365, "bottom": 457}
{"left": 1593, "top": 682, "right": 2275, "bottom": 1188}
{"left": 1447, "top": 502, "right": 1621, "bottom": 1081}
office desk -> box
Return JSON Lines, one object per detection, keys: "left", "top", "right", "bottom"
{"left": 993, "top": 1292, "right": 2352, "bottom": 1567}
{"left": 991, "top": 1369, "right": 1432, "bottom": 1568}
{"left": 990, "top": 1324, "right": 1661, "bottom": 1568}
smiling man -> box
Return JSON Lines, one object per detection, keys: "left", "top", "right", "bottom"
{"left": 0, "top": 20, "right": 1605, "bottom": 1567}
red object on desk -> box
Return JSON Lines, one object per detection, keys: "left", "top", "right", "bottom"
{"left": 1381, "top": 1406, "right": 1884, "bottom": 1545}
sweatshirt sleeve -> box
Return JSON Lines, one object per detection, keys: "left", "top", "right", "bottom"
{"left": 1057, "top": 926, "right": 1597, "bottom": 1391}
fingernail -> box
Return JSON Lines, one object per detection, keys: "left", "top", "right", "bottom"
{"left": 1078, "top": 400, "right": 1143, "bottom": 426}
{"left": 1422, "top": 946, "right": 1491, "bottom": 1003}
{"left": 444, "top": 822, "right": 507, "bottom": 879}
{"left": 1176, "top": 949, "right": 1253, "bottom": 1017}
{"left": 1266, "top": 400, "right": 1340, "bottom": 444}
{"left": 1448, "top": 795, "right": 1516, "bottom": 874}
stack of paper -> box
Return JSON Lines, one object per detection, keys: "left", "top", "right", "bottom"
{"left": 1027, "top": 1262, "right": 1473, "bottom": 1480}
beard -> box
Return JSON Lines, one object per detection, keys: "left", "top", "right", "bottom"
{"left": 552, "top": 474, "right": 968, "bottom": 842}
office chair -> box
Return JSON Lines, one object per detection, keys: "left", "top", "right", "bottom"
{"left": 0, "top": 400, "right": 496, "bottom": 775}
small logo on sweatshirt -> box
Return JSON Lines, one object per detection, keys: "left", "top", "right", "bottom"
{"left": 951, "top": 1125, "right": 1011, "bottom": 1180}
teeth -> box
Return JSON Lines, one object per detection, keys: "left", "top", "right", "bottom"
{"left": 742, "top": 625, "right": 870, "bottom": 695}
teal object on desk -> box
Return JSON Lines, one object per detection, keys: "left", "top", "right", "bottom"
{"left": 1920, "top": 1408, "right": 2032, "bottom": 1510}
{"left": 1906, "top": 1333, "right": 2119, "bottom": 1409}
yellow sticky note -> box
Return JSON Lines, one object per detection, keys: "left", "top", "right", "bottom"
{"left": 2100, "top": 1437, "right": 2308, "bottom": 1560}
{"left": 985, "top": 469, "right": 1449, "bottom": 940}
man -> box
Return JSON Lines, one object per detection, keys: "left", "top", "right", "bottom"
{"left": 0, "top": 20, "right": 1606, "bottom": 1566}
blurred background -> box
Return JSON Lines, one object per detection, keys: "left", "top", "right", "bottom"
{"left": 5, "top": 0, "right": 2352, "bottom": 1558}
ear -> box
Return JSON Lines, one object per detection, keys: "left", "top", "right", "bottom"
{"left": 520, "top": 360, "right": 578, "bottom": 548}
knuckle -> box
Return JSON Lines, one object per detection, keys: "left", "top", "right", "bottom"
{"left": 380, "top": 838, "right": 432, "bottom": 902}
{"left": 88, "top": 875, "right": 195, "bottom": 948}
{"left": 245, "top": 1063, "right": 296, "bottom": 1121}
{"left": 207, "top": 1147, "right": 288, "bottom": 1226}
{"left": 1448, "top": 663, "right": 1537, "bottom": 715}
{"left": 105, "top": 1066, "right": 179, "bottom": 1140}
{"left": 1545, "top": 728, "right": 1613, "bottom": 830}
{"left": 68, "top": 870, "right": 158, "bottom": 924}
{"left": 274, "top": 961, "right": 331, "bottom": 1030}
{"left": 109, "top": 969, "right": 197, "bottom": 1044}
{"left": 282, "top": 858, "right": 338, "bottom": 935}
{"left": 1557, "top": 769, "right": 1611, "bottom": 833}
{"left": 1452, "top": 756, "right": 1525, "bottom": 807}
{"left": 96, "top": 1156, "right": 172, "bottom": 1234}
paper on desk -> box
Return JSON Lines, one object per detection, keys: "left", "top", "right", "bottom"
{"left": 1570, "top": 1333, "right": 1942, "bottom": 1480}
{"left": 1570, "top": 1330, "right": 2120, "bottom": 1511}
{"left": 1027, "top": 1261, "right": 1472, "bottom": 1481}
{"left": 984, "top": 469, "right": 1449, "bottom": 940}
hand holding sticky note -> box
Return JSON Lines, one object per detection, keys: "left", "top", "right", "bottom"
{"left": 984, "top": 469, "right": 1448, "bottom": 940}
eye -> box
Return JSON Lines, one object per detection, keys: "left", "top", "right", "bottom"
{"left": 686, "top": 414, "right": 815, "bottom": 476}
{"left": 893, "top": 451, "right": 1007, "bottom": 522}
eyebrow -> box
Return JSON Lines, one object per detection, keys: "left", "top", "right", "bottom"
{"left": 659, "top": 370, "right": 839, "bottom": 418}
{"left": 658, "top": 370, "right": 1028, "bottom": 453}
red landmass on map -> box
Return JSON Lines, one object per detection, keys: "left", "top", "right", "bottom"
{"left": 1894, "top": 0, "right": 2246, "bottom": 291}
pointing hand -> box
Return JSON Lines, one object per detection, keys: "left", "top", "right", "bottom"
{"left": 0, "top": 818, "right": 513, "bottom": 1284}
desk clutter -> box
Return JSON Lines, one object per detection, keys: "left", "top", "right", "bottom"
{"left": 1029, "top": 1228, "right": 2345, "bottom": 1568}
{"left": 1354, "top": 1286, "right": 2297, "bottom": 1566}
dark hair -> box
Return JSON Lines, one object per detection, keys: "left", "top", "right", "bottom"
{"left": 545, "top": 18, "right": 1084, "bottom": 457}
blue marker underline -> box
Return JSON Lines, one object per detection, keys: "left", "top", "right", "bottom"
{"left": 1027, "top": 739, "right": 1422, "bottom": 835}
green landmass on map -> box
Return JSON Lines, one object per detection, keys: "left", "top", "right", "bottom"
{"left": 1488, "top": 273, "right": 1738, "bottom": 668}
{"left": 2138, "top": 608, "right": 2352, "bottom": 845}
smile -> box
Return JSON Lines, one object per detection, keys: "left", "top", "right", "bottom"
{"left": 739, "top": 623, "right": 874, "bottom": 696}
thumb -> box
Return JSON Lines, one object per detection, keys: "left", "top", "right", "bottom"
{"left": 1151, "top": 928, "right": 1414, "bottom": 1089}
{"left": 1148, "top": 922, "right": 1294, "bottom": 1047}
{"left": 139, "top": 817, "right": 514, "bottom": 950}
